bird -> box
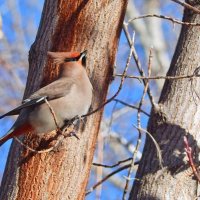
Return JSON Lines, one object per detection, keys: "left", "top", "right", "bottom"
{"left": 0, "top": 50, "right": 93, "bottom": 147}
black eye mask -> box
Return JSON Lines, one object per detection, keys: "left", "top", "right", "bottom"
{"left": 64, "top": 57, "right": 80, "bottom": 62}
{"left": 64, "top": 50, "right": 87, "bottom": 66}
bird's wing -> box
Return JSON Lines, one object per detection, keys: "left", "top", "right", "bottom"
{"left": 28, "top": 78, "right": 74, "bottom": 100}
{"left": 0, "top": 97, "right": 46, "bottom": 119}
{"left": 0, "top": 78, "right": 75, "bottom": 119}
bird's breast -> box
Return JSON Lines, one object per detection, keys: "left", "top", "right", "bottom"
{"left": 29, "top": 83, "right": 92, "bottom": 134}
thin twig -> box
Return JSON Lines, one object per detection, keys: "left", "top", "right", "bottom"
{"left": 113, "top": 99, "right": 150, "bottom": 117}
{"left": 85, "top": 164, "right": 131, "bottom": 196}
{"left": 93, "top": 157, "right": 139, "bottom": 168}
{"left": 106, "top": 100, "right": 119, "bottom": 136}
{"left": 115, "top": 73, "right": 200, "bottom": 80}
{"left": 14, "top": 135, "right": 62, "bottom": 153}
{"left": 184, "top": 136, "right": 200, "bottom": 182}
{"left": 128, "top": 14, "right": 200, "bottom": 26}
{"left": 44, "top": 98, "right": 61, "bottom": 132}
{"left": 123, "top": 23, "right": 156, "bottom": 107}
{"left": 122, "top": 48, "right": 152, "bottom": 200}
{"left": 134, "top": 126, "right": 163, "bottom": 168}
{"left": 171, "top": 0, "right": 200, "bottom": 15}
{"left": 147, "top": 49, "right": 152, "bottom": 78}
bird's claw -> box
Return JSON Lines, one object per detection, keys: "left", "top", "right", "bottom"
{"left": 63, "top": 115, "right": 84, "bottom": 128}
{"left": 75, "top": 115, "right": 85, "bottom": 124}
{"left": 66, "top": 131, "right": 80, "bottom": 140}
{"left": 56, "top": 128, "right": 63, "bottom": 135}
{"left": 71, "top": 115, "right": 84, "bottom": 125}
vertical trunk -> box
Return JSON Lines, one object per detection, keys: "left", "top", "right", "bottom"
{"left": 0, "top": 1, "right": 128, "bottom": 199}
{"left": 130, "top": 2, "right": 200, "bottom": 200}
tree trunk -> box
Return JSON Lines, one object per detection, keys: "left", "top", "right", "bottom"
{"left": 130, "top": 2, "right": 200, "bottom": 200}
{"left": 0, "top": 1, "right": 128, "bottom": 199}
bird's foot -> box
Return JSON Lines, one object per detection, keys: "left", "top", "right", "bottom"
{"left": 66, "top": 131, "right": 80, "bottom": 140}
{"left": 56, "top": 128, "right": 63, "bottom": 135}
{"left": 69, "top": 115, "right": 83, "bottom": 125}
{"left": 62, "top": 115, "right": 84, "bottom": 128}
{"left": 61, "top": 124, "right": 79, "bottom": 140}
{"left": 74, "top": 115, "right": 85, "bottom": 125}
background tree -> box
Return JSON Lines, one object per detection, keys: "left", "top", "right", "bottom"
{"left": 130, "top": 1, "right": 200, "bottom": 199}
{"left": 0, "top": 0, "right": 128, "bottom": 199}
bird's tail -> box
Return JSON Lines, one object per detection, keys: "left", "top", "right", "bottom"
{"left": 0, "top": 128, "right": 15, "bottom": 147}
{"left": 0, "top": 123, "right": 33, "bottom": 147}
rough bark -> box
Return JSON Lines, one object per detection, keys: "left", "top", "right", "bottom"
{"left": 0, "top": 0, "right": 128, "bottom": 199}
{"left": 130, "top": 2, "right": 200, "bottom": 200}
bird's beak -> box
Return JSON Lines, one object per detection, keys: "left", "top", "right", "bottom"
{"left": 79, "top": 50, "right": 87, "bottom": 67}
{"left": 80, "top": 50, "right": 87, "bottom": 59}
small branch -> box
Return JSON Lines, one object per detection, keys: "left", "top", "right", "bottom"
{"left": 93, "top": 157, "right": 139, "bottom": 168}
{"left": 122, "top": 48, "right": 153, "bottom": 200}
{"left": 85, "top": 164, "right": 131, "bottom": 196}
{"left": 44, "top": 98, "right": 61, "bottom": 133}
{"left": 106, "top": 100, "right": 119, "bottom": 136}
{"left": 128, "top": 14, "right": 200, "bottom": 26}
{"left": 123, "top": 23, "right": 156, "bottom": 107}
{"left": 171, "top": 0, "right": 200, "bottom": 15}
{"left": 184, "top": 136, "right": 200, "bottom": 182}
{"left": 115, "top": 73, "right": 200, "bottom": 80}
{"left": 14, "top": 135, "right": 62, "bottom": 153}
{"left": 134, "top": 126, "right": 163, "bottom": 168}
{"left": 113, "top": 99, "right": 150, "bottom": 117}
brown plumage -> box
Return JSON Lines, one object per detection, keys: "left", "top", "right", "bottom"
{"left": 0, "top": 50, "right": 92, "bottom": 147}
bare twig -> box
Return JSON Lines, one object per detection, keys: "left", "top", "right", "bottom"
{"left": 134, "top": 126, "right": 163, "bottom": 168}
{"left": 106, "top": 100, "right": 118, "bottom": 136}
{"left": 128, "top": 14, "right": 200, "bottom": 26}
{"left": 171, "top": 0, "right": 200, "bottom": 15}
{"left": 93, "top": 157, "right": 139, "bottom": 168}
{"left": 113, "top": 99, "right": 150, "bottom": 117}
{"left": 115, "top": 73, "right": 200, "bottom": 80}
{"left": 122, "top": 48, "right": 152, "bottom": 200}
{"left": 14, "top": 135, "right": 62, "bottom": 153}
{"left": 147, "top": 49, "right": 152, "bottom": 78}
{"left": 184, "top": 136, "right": 200, "bottom": 182}
{"left": 123, "top": 23, "right": 156, "bottom": 107}
{"left": 44, "top": 98, "right": 61, "bottom": 133}
{"left": 85, "top": 164, "right": 131, "bottom": 196}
